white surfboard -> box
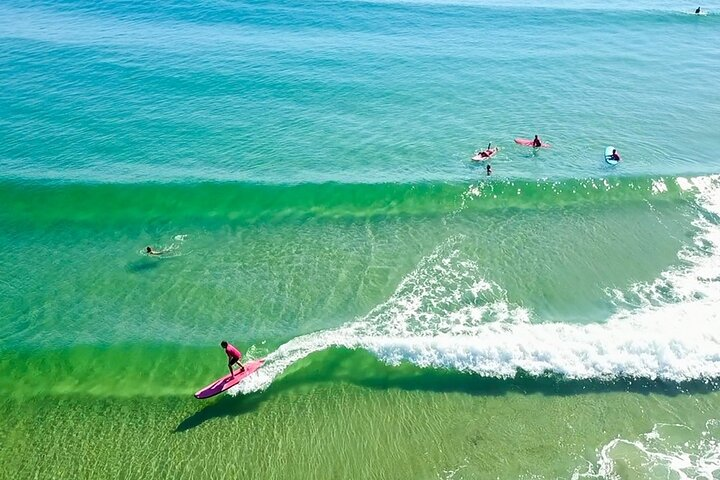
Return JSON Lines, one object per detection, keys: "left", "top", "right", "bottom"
{"left": 605, "top": 146, "right": 620, "bottom": 165}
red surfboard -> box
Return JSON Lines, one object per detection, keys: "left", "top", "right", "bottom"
{"left": 194, "top": 359, "right": 265, "bottom": 399}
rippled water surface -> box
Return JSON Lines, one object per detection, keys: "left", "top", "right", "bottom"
{"left": 2, "top": 0, "right": 720, "bottom": 478}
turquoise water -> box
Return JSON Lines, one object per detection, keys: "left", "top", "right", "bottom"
{"left": 2, "top": 1, "right": 720, "bottom": 478}
{"left": 2, "top": 0, "right": 719, "bottom": 182}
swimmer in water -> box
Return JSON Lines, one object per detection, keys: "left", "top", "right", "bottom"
{"left": 695, "top": 6, "right": 702, "bottom": 13}
{"left": 486, "top": 164, "right": 492, "bottom": 176}
{"left": 146, "top": 246, "right": 165, "bottom": 255}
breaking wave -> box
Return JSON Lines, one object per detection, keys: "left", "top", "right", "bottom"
{"left": 233, "top": 175, "right": 720, "bottom": 394}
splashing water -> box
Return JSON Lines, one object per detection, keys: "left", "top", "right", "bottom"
{"left": 574, "top": 421, "right": 720, "bottom": 480}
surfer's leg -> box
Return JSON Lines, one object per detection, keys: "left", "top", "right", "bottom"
{"left": 228, "top": 357, "right": 237, "bottom": 377}
{"left": 232, "top": 357, "right": 245, "bottom": 372}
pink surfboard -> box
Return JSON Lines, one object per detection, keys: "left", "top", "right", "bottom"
{"left": 514, "top": 138, "right": 550, "bottom": 148}
{"left": 194, "top": 359, "right": 265, "bottom": 399}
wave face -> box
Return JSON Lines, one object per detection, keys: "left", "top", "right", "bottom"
{"left": 0, "top": 175, "right": 692, "bottom": 226}
{"left": 234, "top": 175, "right": 720, "bottom": 393}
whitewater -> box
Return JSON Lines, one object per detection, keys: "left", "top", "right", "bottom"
{"left": 235, "top": 175, "right": 720, "bottom": 394}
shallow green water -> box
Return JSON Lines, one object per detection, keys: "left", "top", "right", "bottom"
{"left": 3, "top": 350, "right": 720, "bottom": 479}
{"left": 2, "top": 176, "right": 719, "bottom": 478}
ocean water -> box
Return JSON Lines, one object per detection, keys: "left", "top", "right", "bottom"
{"left": 2, "top": 0, "right": 720, "bottom": 478}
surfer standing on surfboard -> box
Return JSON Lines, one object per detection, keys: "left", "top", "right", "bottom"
{"left": 221, "top": 340, "right": 245, "bottom": 377}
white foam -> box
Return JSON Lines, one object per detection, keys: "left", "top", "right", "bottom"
{"left": 234, "top": 175, "right": 720, "bottom": 395}
{"left": 652, "top": 178, "right": 668, "bottom": 194}
{"left": 610, "top": 175, "right": 720, "bottom": 308}
{"left": 236, "top": 299, "right": 720, "bottom": 395}
{"left": 573, "top": 421, "right": 720, "bottom": 479}
{"left": 363, "top": 302, "right": 720, "bottom": 380}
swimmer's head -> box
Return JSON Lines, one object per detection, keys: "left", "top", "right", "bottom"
{"left": 146, "top": 246, "right": 152, "bottom": 253}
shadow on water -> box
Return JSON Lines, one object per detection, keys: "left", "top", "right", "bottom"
{"left": 175, "top": 348, "right": 720, "bottom": 432}
{"left": 126, "top": 254, "right": 182, "bottom": 273}
{"left": 126, "top": 259, "right": 162, "bottom": 273}
{"left": 174, "top": 391, "right": 266, "bottom": 433}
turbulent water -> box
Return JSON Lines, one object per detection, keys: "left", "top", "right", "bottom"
{"left": 2, "top": 0, "right": 720, "bottom": 478}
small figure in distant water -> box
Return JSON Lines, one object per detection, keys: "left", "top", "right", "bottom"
{"left": 486, "top": 164, "right": 492, "bottom": 176}
{"left": 146, "top": 246, "right": 165, "bottom": 255}
{"left": 221, "top": 340, "right": 245, "bottom": 377}
{"left": 532, "top": 135, "right": 542, "bottom": 148}
{"left": 611, "top": 149, "right": 621, "bottom": 162}
{"left": 695, "top": 6, "right": 702, "bottom": 13}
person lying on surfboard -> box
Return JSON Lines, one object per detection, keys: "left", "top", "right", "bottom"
{"left": 221, "top": 340, "right": 245, "bottom": 377}
{"left": 146, "top": 246, "right": 166, "bottom": 255}
{"left": 532, "top": 135, "right": 542, "bottom": 148}
{"left": 475, "top": 143, "right": 494, "bottom": 158}
{"left": 611, "top": 149, "right": 621, "bottom": 161}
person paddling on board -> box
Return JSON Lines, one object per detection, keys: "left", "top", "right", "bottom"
{"left": 221, "top": 340, "right": 245, "bottom": 377}
{"left": 611, "top": 149, "right": 621, "bottom": 162}
{"left": 146, "top": 246, "right": 165, "bottom": 255}
{"left": 477, "top": 143, "right": 493, "bottom": 158}
{"left": 532, "top": 135, "right": 543, "bottom": 148}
